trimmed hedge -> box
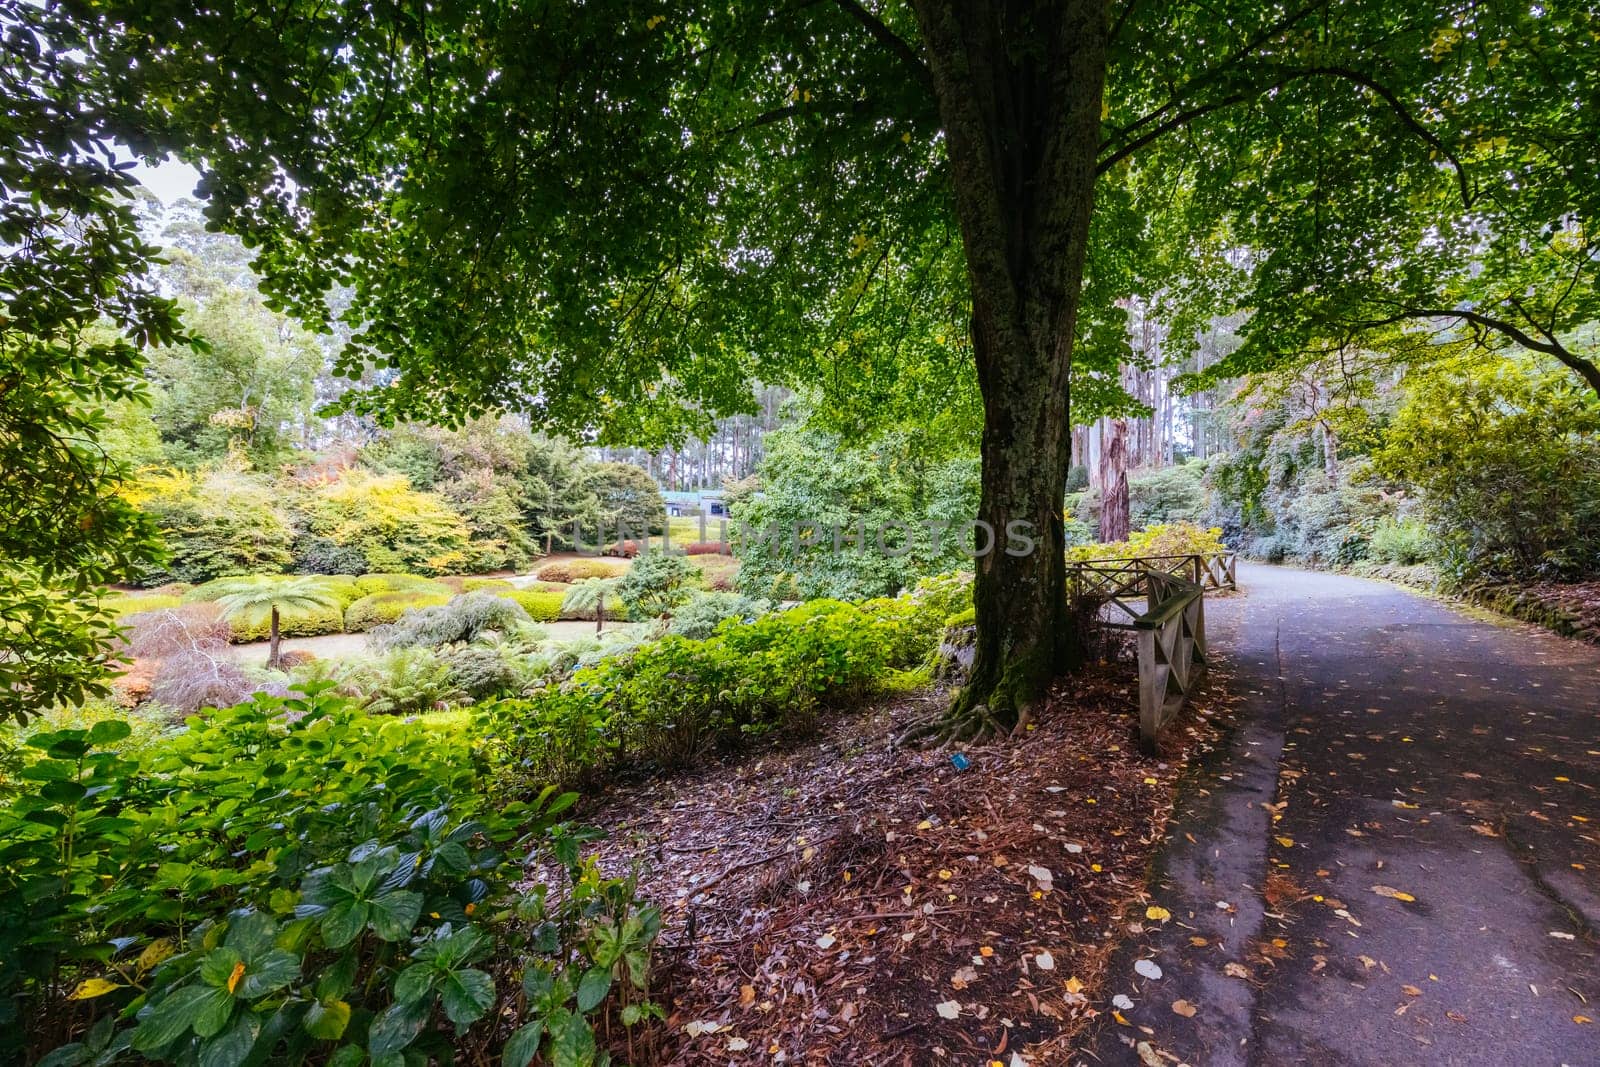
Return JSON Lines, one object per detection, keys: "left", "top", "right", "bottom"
{"left": 461, "top": 577, "right": 517, "bottom": 593}
{"left": 500, "top": 589, "right": 566, "bottom": 623}
{"left": 353, "top": 573, "right": 453, "bottom": 597}
{"left": 344, "top": 590, "right": 453, "bottom": 631}
{"left": 103, "top": 594, "right": 184, "bottom": 618}
{"left": 684, "top": 541, "right": 731, "bottom": 556}
{"left": 534, "top": 558, "right": 629, "bottom": 583}
{"left": 223, "top": 600, "right": 346, "bottom": 642}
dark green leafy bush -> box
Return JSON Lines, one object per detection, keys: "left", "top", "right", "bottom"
{"left": 1, "top": 690, "right": 661, "bottom": 1065}
{"left": 485, "top": 577, "right": 967, "bottom": 788}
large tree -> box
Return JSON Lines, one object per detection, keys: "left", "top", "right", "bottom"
{"left": 0, "top": 4, "right": 181, "bottom": 723}
{"left": 65, "top": 0, "right": 1583, "bottom": 737}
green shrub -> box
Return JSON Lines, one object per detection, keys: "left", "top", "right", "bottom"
{"left": 444, "top": 644, "right": 523, "bottom": 701}
{"left": 461, "top": 577, "right": 515, "bottom": 593}
{"left": 357, "top": 647, "right": 461, "bottom": 714}
{"left": 1369, "top": 516, "right": 1433, "bottom": 565}
{"left": 352, "top": 572, "right": 453, "bottom": 597}
{"left": 296, "top": 470, "right": 474, "bottom": 576}
{"left": 129, "top": 467, "right": 296, "bottom": 585}
{"left": 534, "top": 558, "right": 628, "bottom": 583}
{"left": 502, "top": 589, "right": 565, "bottom": 623}
{"left": 615, "top": 552, "right": 695, "bottom": 619}
{"left": 2, "top": 693, "right": 661, "bottom": 1065}
{"left": 220, "top": 599, "right": 346, "bottom": 642}
{"left": 371, "top": 591, "right": 531, "bottom": 650}
{"left": 1376, "top": 354, "right": 1600, "bottom": 580}
{"left": 484, "top": 586, "right": 953, "bottom": 788}
{"left": 1068, "top": 521, "right": 1228, "bottom": 564}
{"left": 668, "top": 591, "right": 770, "bottom": 639}
{"left": 344, "top": 590, "right": 453, "bottom": 631}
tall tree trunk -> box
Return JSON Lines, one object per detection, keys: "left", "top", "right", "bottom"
{"left": 910, "top": 0, "right": 1109, "bottom": 742}
{"left": 1099, "top": 417, "right": 1130, "bottom": 542}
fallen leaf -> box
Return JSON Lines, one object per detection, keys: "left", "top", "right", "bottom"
{"left": 1146, "top": 905, "right": 1172, "bottom": 922}
{"left": 1034, "top": 950, "right": 1055, "bottom": 971}
{"left": 935, "top": 1000, "right": 961, "bottom": 1020}
{"left": 1134, "top": 958, "right": 1163, "bottom": 980}
{"left": 1027, "top": 865, "right": 1055, "bottom": 891}
{"left": 1575, "top": 1015, "right": 1594, "bottom": 1025}
{"left": 1172, "top": 999, "right": 1198, "bottom": 1018}
{"left": 1064, "top": 976, "right": 1084, "bottom": 994}
{"left": 1371, "top": 885, "right": 1416, "bottom": 902}
{"left": 727, "top": 1037, "right": 750, "bottom": 1052}
{"left": 1224, "top": 962, "right": 1251, "bottom": 979}
{"left": 1112, "top": 994, "right": 1134, "bottom": 1010}
{"left": 815, "top": 933, "right": 837, "bottom": 950}
{"left": 684, "top": 1020, "right": 723, "bottom": 1037}
{"left": 739, "top": 984, "right": 756, "bottom": 1006}
{"left": 1402, "top": 985, "right": 1422, "bottom": 997}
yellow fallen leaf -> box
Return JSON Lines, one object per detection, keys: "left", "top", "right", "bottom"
{"left": 1146, "top": 905, "right": 1172, "bottom": 922}
{"left": 1143, "top": 778, "right": 1159, "bottom": 786}
{"left": 1064, "top": 976, "right": 1084, "bottom": 994}
{"left": 1575, "top": 1015, "right": 1594, "bottom": 1024}
{"left": 917, "top": 820, "right": 933, "bottom": 830}
{"left": 1275, "top": 836, "right": 1295, "bottom": 848}
{"left": 1112, "top": 1010, "right": 1130, "bottom": 1025}
{"left": 938, "top": 869, "right": 953, "bottom": 880}
{"left": 1371, "top": 885, "right": 1416, "bottom": 902}
{"left": 69, "top": 978, "right": 123, "bottom": 1000}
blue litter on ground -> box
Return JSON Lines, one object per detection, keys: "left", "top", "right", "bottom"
{"left": 949, "top": 753, "right": 971, "bottom": 771}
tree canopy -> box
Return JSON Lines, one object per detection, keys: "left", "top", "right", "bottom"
{"left": 38, "top": 0, "right": 1599, "bottom": 729}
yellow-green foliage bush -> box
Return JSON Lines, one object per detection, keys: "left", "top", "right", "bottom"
{"left": 501, "top": 589, "right": 565, "bottom": 622}
{"left": 344, "top": 589, "right": 452, "bottom": 631}
{"left": 297, "top": 470, "right": 473, "bottom": 575}
{"left": 1067, "top": 521, "right": 1227, "bottom": 563}
{"left": 461, "top": 577, "right": 515, "bottom": 593}
{"left": 223, "top": 600, "right": 347, "bottom": 642}
{"left": 126, "top": 466, "right": 296, "bottom": 584}
{"left": 102, "top": 593, "right": 183, "bottom": 618}
{"left": 352, "top": 572, "right": 453, "bottom": 597}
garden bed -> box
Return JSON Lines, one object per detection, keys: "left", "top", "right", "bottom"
{"left": 558, "top": 661, "right": 1237, "bottom": 1063}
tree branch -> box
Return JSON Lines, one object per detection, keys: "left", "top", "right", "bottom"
{"left": 831, "top": 0, "right": 933, "bottom": 91}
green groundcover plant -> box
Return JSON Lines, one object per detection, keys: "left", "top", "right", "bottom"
{"left": 1, "top": 687, "right": 661, "bottom": 1066}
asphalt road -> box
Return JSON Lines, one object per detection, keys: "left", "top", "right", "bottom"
{"left": 1085, "top": 563, "right": 1600, "bottom": 1067}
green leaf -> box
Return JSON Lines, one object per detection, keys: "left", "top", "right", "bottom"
{"left": 547, "top": 1009, "right": 597, "bottom": 1067}
{"left": 134, "top": 986, "right": 219, "bottom": 1050}
{"left": 237, "top": 950, "right": 301, "bottom": 999}
{"left": 502, "top": 1020, "right": 545, "bottom": 1067}
{"left": 88, "top": 719, "right": 133, "bottom": 745}
{"left": 369, "top": 890, "right": 422, "bottom": 942}
{"left": 304, "top": 999, "right": 352, "bottom": 1040}
{"left": 367, "top": 997, "right": 429, "bottom": 1058}
{"left": 440, "top": 969, "right": 495, "bottom": 1028}
{"left": 321, "top": 900, "right": 370, "bottom": 949}
{"left": 393, "top": 962, "right": 436, "bottom": 1005}
{"left": 198, "top": 1011, "right": 259, "bottom": 1067}
{"left": 224, "top": 911, "right": 279, "bottom": 958}
{"left": 575, "top": 967, "right": 612, "bottom": 1013}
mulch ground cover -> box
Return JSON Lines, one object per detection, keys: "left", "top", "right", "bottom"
{"left": 552, "top": 656, "right": 1239, "bottom": 1065}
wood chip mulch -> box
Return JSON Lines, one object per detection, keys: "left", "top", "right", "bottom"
{"left": 558, "top": 659, "right": 1238, "bottom": 1065}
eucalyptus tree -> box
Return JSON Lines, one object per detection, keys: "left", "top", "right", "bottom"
{"left": 63, "top": 0, "right": 1587, "bottom": 738}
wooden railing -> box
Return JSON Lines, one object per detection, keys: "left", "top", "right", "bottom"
{"left": 1068, "top": 554, "right": 1225, "bottom": 752}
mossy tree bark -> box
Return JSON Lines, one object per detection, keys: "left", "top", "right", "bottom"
{"left": 908, "top": 0, "right": 1108, "bottom": 743}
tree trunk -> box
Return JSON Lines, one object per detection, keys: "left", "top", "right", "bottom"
{"left": 1099, "top": 417, "right": 1130, "bottom": 542}
{"left": 268, "top": 605, "right": 282, "bottom": 669}
{"left": 909, "top": 0, "right": 1109, "bottom": 743}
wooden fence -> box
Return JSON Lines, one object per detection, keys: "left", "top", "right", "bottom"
{"left": 1068, "top": 553, "right": 1229, "bottom": 752}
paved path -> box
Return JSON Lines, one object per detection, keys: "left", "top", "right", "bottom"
{"left": 1087, "top": 563, "right": 1600, "bottom": 1066}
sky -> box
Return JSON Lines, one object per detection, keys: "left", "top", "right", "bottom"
{"left": 129, "top": 156, "right": 203, "bottom": 204}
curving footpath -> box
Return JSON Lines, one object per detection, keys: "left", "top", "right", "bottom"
{"left": 1086, "top": 562, "right": 1600, "bottom": 1066}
